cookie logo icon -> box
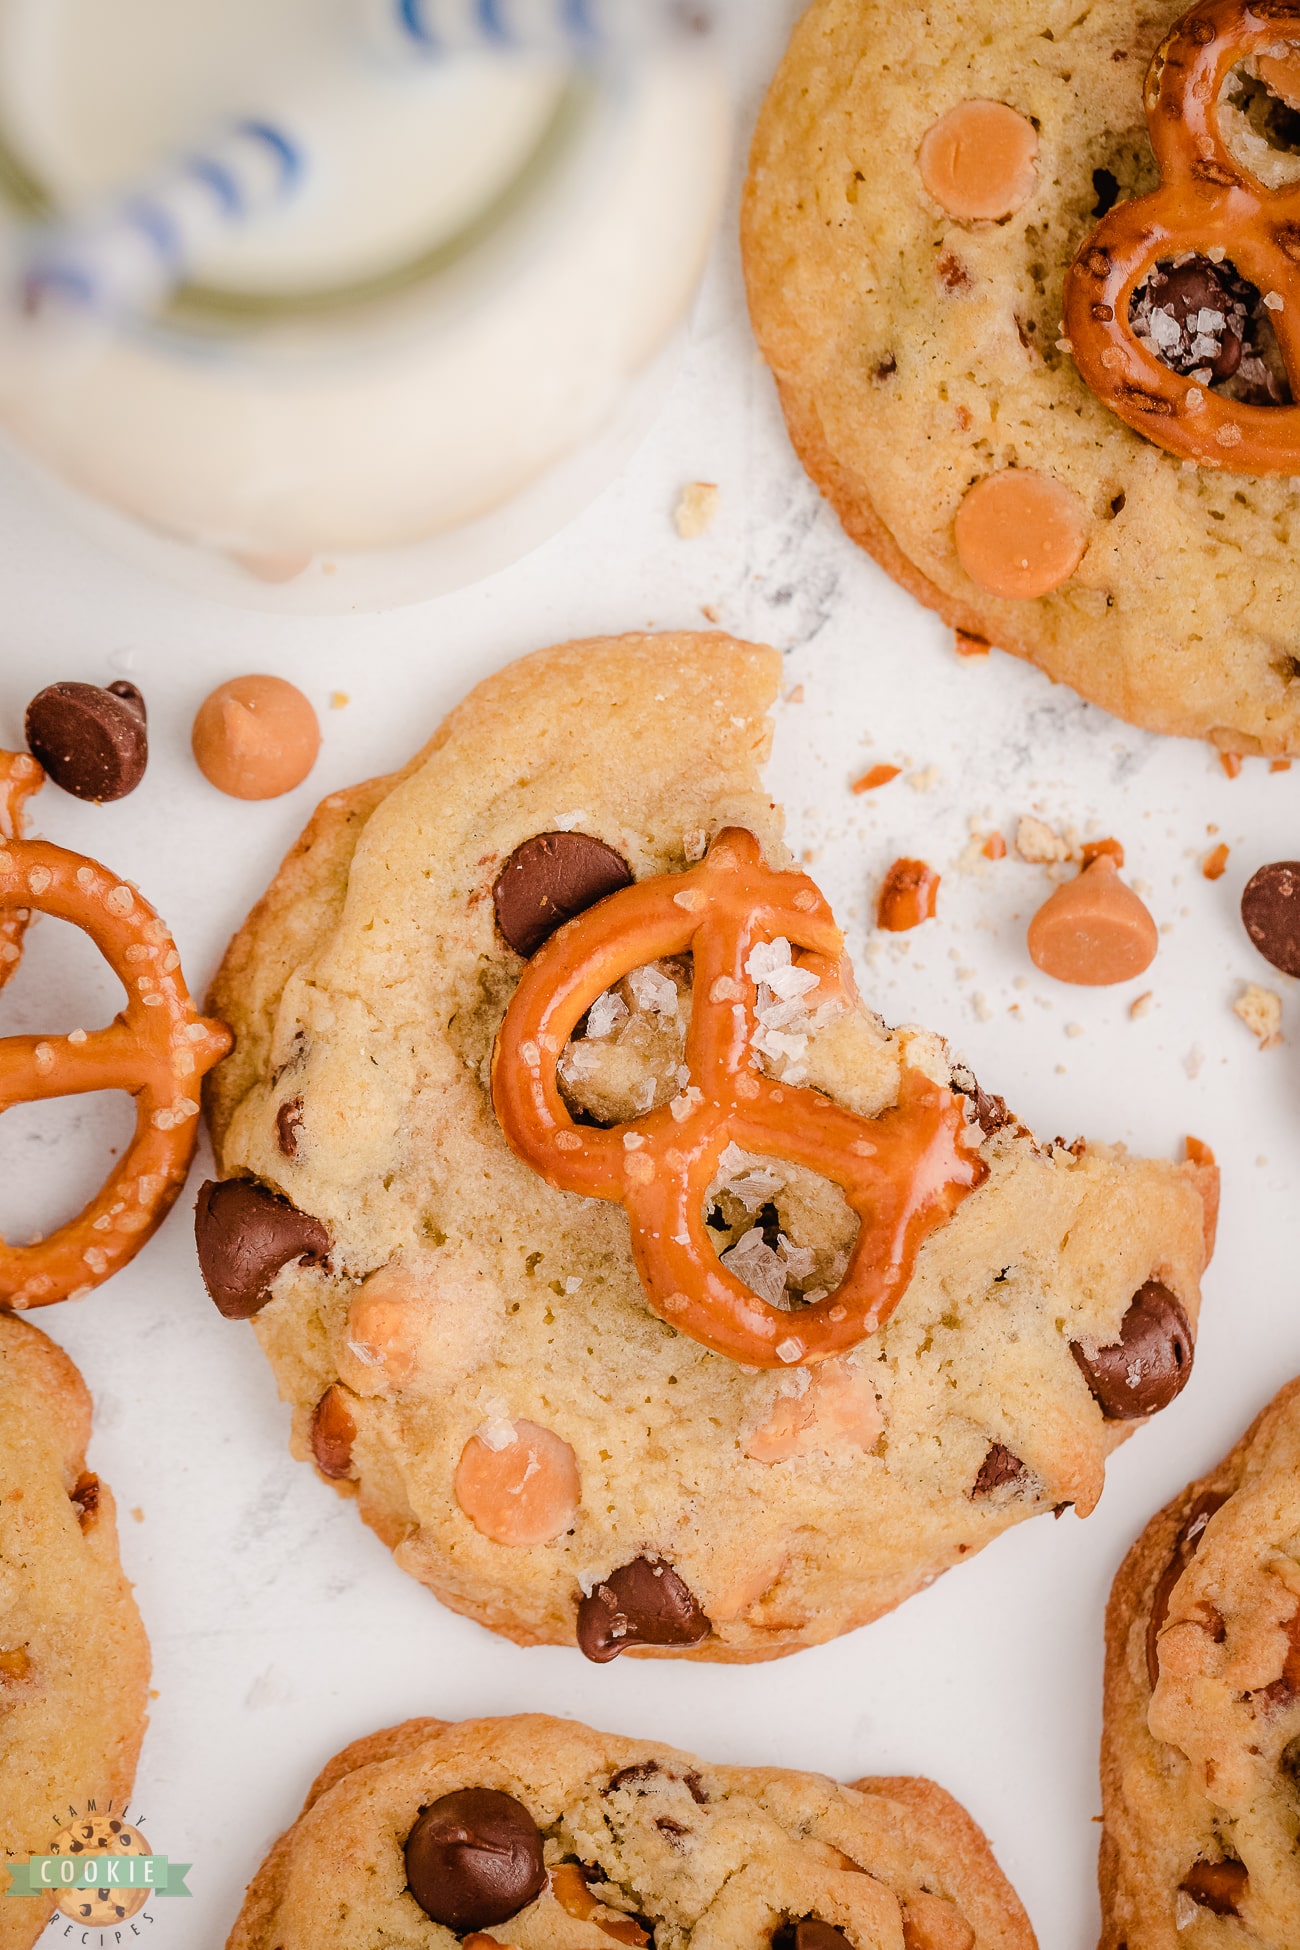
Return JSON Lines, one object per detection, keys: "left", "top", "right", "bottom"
{"left": 49, "top": 1816, "right": 151, "bottom": 1924}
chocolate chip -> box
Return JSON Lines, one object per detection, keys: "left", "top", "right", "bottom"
{"left": 404, "top": 1788, "right": 546, "bottom": 1932}
{"left": 194, "top": 1179, "right": 329, "bottom": 1319}
{"left": 25, "top": 681, "right": 148, "bottom": 803}
{"left": 1180, "top": 1858, "right": 1247, "bottom": 1917}
{"left": 972, "top": 1443, "right": 1027, "bottom": 1497}
{"left": 772, "top": 1923, "right": 853, "bottom": 1950}
{"left": 276, "top": 1097, "right": 304, "bottom": 1160}
{"left": 1242, "top": 861, "right": 1300, "bottom": 976}
{"left": 605, "top": 1762, "right": 662, "bottom": 1795}
{"left": 493, "top": 833, "right": 633, "bottom": 958}
{"left": 1146, "top": 1490, "right": 1230, "bottom": 1687}
{"left": 1070, "top": 1280, "right": 1194, "bottom": 1420}
{"left": 577, "top": 1556, "right": 712, "bottom": 1663}
{"left": 70, "top": 1471, "right": 100, "bottom": 1530}
{"left": 310, "top": 1385, "right": 357, "bottom": 1479}
{"left": 1281, "top": 1734, "right": 1300, "bottom": 1784}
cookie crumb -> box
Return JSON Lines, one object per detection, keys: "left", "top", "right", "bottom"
{"left": 131, "top": 1506, "right": 144, "bottom": 1522}
{"left": 784, "top": 684, "right": 804, "bottom": 704}
{"left": 1183, "top": 1045, "right": 1204, "bottom": 1078}
{"left": 954, "top": 629, "right": 990, "bottom": 658}
{"left": 1271, "top": 758, "right": 1292, "bottom": 773}
{"left": 1220, "top": 751, "right": 1243, "bottom": 779}
{"left": 1233, "top": 982, "right": 1283, "bottom": 1048}
{"left": 700, "top": 603, "right": 720, "bottom": 623}
{"left": 1015, "top": 816, "right": 1076, "bottom": 865}
{"left": 982, "top": 832, "right": 1007, "bottom": 860}
{"left": 1202, "top": 842, "right": 1230, "bottom": 880}
{"left": 674, "top": 482, "right": 719, "bottom": 539}
{"left": 329, "top": 691, "right": 349, "bottom": 710}
{"left": 971, "top": 992, "right": 993, "bottom": 1021}
{"left": 906, "top": 764, "right": 941, "bottom": 792}
{"left": 1129, "top": 990, "right": 1153, "bottom": 1020}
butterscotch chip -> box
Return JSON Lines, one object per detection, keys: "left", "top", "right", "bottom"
{"left": 223, "top": 1714, "right": 1033, "bottom": 1950}
{"left": 1027, "top": 856, "right": 1157, "bottom": 985}
{"left": 192, "top": 675, "right": 320, "bottom": 800}
{"left": 918, "top": 100, "right": 1038, "bottom": 221}
{"left": 955, "top": 472, "right": 1087, "bottom": 601}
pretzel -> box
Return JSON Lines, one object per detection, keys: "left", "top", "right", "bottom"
{"left": 0, "top": 752, "right": 44, "bottom": 995}
{"left": 1063, "top": 0, "right": 1300, "bottom": 471}
{"left": 491, "top": 828, "right": 986, "bottom": 1368}
{"left": 0, "top": 752, "right": 231, "bottom": 1308}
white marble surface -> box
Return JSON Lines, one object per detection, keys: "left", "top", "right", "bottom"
{"left": 2, "top": 10, "right": 1299, "bottom": 1946}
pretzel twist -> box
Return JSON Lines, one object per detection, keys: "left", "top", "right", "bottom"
{"left": 491, "top": 829, "right": 986, "bottom": 1368}
{"left": 1064, "top": 0, "right": 1300, "bottom": 471}
{"left": 0, "top": 753, "right": 231, "bottom": 1308}
{"left": 0, "top": 752, "right": 44, "bottom": 995}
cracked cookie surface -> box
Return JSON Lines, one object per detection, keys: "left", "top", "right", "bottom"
{"left": 204, "top": 632, "right": 1212, "bottom": 1660}
{"left": 743, "top": 0, "right": 1300, "bottom": 756}
{"left": 225, "top": 1712, "right": 1036, "bottom": 1950}
{"left": 0, "top": 1316, "right": 150, "bottom": 1950}
{"left": 1100, "top": 1377, "right": 1300, "bottom": 1949}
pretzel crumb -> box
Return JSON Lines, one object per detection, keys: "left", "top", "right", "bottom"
{"left": 1233, "top": 982, "right": 1282, "bottom": 1048}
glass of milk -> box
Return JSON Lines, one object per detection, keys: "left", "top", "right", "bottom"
{"left": 0, "top": 0, "right": 731, "bottom": 609}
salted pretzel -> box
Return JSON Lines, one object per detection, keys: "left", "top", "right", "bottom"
{"left": 0, "top": 751, "right": 230, "bottom": 1307}
{"left": 491, "top": 828, "right": 986, "bottom": 1368}
{"left": 1064, "top": 0, "right": 1300, "bottom": 471}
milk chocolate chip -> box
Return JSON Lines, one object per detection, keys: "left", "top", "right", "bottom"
{"left": 26, "top": 680, "right": 148, "bottom": 802}
{"left": 194, "top": 1179, "right": 329, "bottom": 1318}
{"left": 276, "top": 1097, "right": 304, "bottom": 1160}
{"left": 310, "top": 1385, "right": 357, "bottom": 1480}
{"left": 1242, "top": 861, "right": 1300, "bottom": 976}
{"left": 972, "top": 1443, "right": 1027, "bottom": 1496}
{"left": 577, "top": 1556, "right": 712, "bottom": 1663}
{"left": 493, "top": 832, "right": 633, "bottom": 958}
{"left": 1146, "top": 1489, "right": 1229, "bottom": 1687}
{"left": 404, "top": 1788, "right": 546, "bottom": 1931}
{"left": 772, "top": 1923, "right": 853, "bottom": 1950}
{"left": 1180, "top": 1858, "right": 1247, "bottom": 1918}
{"left": 1070, "top": 1280, "right": 1193, "bottom": 1419}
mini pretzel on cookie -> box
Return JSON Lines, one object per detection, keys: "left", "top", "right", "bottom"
{"left": 0, "top": 751, "right": 230, "bottom": 1308}
{"left": 1064, "top": 0, "right": 1300, "bottom": 471}
{"left": 492, "top": 828, "right": 986, "bottom": 1368}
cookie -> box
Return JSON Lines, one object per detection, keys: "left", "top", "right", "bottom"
{"left": 742, "top": 0, "right": 1300, "bottom": 757}
{"left": 1099, "top": 1378, "right": 1300, "bottom": 1947}
{"left": 0, "top": 1315, "right": 150, "bottom": 1949}
{"left": 202, "top": 631, "right": 1213, "bottom": 1661}
{"left": 225, "top": 1711, "right": 1037, "bottom": 1949}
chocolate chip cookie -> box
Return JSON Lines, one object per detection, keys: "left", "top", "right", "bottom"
{"left": 201, "top": 632, "right": 1213, "bottom": 1661}
{"left": 0, "top": 1316, "right": 150, "bottom": 1948}
{"left": 1099, "top": 1377, "right": 1300, "bottom": 1948}
{"left": 743, "top": 0, "right": 1300, "bottom": 756}
{"left": 225, "top": 1712, "right": 1036, "bottom": 1949}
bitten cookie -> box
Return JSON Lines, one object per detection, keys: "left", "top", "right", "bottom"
{"left": 1099, "top": 1378, "right": 1300, "bottom": 1948}
{"left": 225, "top": 1712, "right": 1036, "bottom": 1950}
{"left": 201, "top": 632, "right": 1213, "bottom": 1661}
{"left": 743, "top": 0, "right": 1300, "bottom": 757}
{"left": 0, "top": 1316, "right": 150, "bottom": 1950}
